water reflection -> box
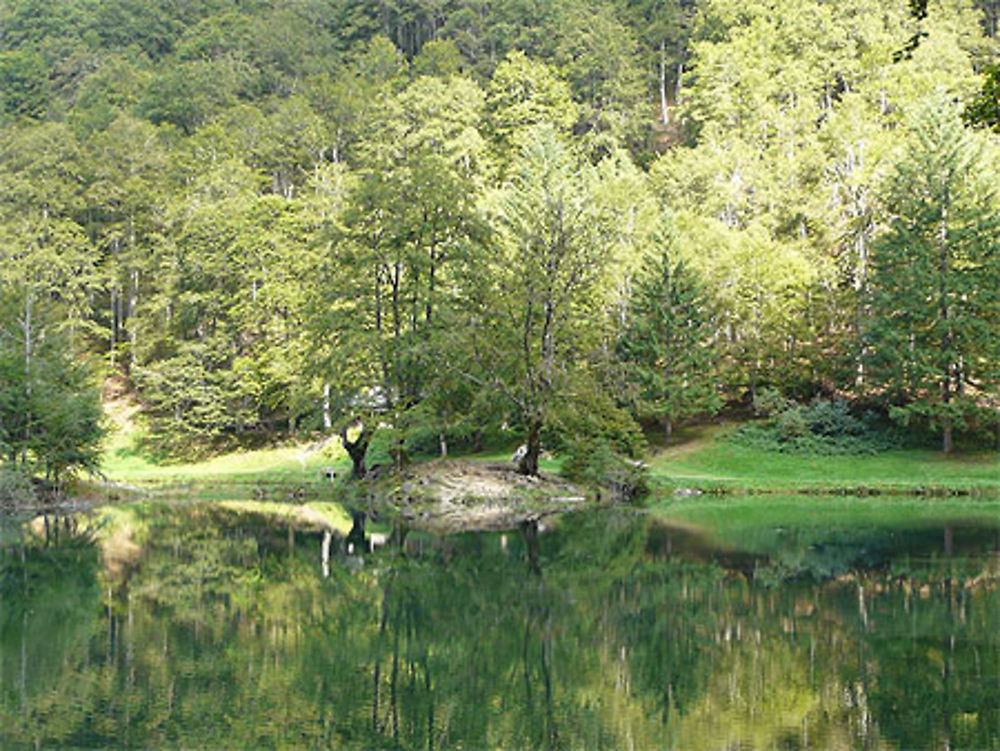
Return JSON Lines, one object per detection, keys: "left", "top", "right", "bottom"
{"left": 1, "top": 503, "right": 998, "bottom": 750}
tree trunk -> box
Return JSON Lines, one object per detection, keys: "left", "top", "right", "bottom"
{"left": 346, "top": 510, "right": 368, "bottom": 553}
{"left": 939, "top": 216, "right": 952, "bottom": 455}
{"left": 21, "top": 292, "right": 33, "bottom": 455}
{"left": 341, "top": 423, "right": 372, "bottom": 479}
{"left": 658, "top": 40, "right": 669, "bottom": 125}
{"left": 109, "top": 286, "right": 117, "bottom": 369}
{"left": 663, "top": 416, "right": 673, "bottom": 444}
{"left": 518, "top": 418, "right": 542, "bottom": 476}
{"left": 322, "top": 383, "right": 332, "bottom": 431}
{"left": 521, "top": 518, "right": 541, "bottom": 575}
{"left": 128, "top": 267, "right": 138, "bottom": 372}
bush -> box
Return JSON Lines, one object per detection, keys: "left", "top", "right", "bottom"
{"left": 0, "top": 467, "right": 36, "bottom": 507}
{"left": 544, "top": 389, "right": 647, "bottom": 459}
{"left": 752, "top": 387, "right": 791, "bottom": 417}
{"left": 729, "top": 398, "right": 902, "bottom": 456}
{"left": 561, "top": 438, "right": 648, "bottom": 503}
{"left": 365, "top": 427, "right": 405, "bottom": 469}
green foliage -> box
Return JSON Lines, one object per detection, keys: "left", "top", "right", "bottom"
{"left": 728, "top": 398, "right": 903, "bottom": 456}
{"left": 0, "top": 48, "right": 49, "bottom": 119}
{"left": 865, "top": 103, "right": 1000, "bottom": 450}
{"left": 751, "top": 387, "right": 790, "bottom": 418}
{"left": 134, "top": 344, "right": 260, "bottom": 458}
{"left": 485, "top": 51, "right": 578, "bottom": 150}
{"left": 0, "top": 289, "right": 103, "bottom": 484}
{"left": 466, "top": 126, "right": 636, "bottom": 473}
{"left": 561, "top": 437, "right": 649, "bottom": 502}
{"left": 616, "top": 247, "right": 721, "bottom": 438}
{"left": 0, "top": 0, "right": 997, "bottom": 475}
{"left": 0, "top": 467, "right": 35, "bottom": 506}
{"left": 964, "top": 63, "right": 1000, "bottom": 132}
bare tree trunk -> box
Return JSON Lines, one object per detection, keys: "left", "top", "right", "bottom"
{"left": 658, "top": 41, "right": 669, "bottom": 125}
{"left": 322, "top": 383, "right": 332, "bottom": 431}
{"left": 109, "top": 286, "right": 117, "bottom": 369}
{"left": 128, "top": 268, "right": 139, "bottom": 372}
{"left": 20, "top": 292, "right": 33, "bottom": 458}
{"left": 341, "top": 423, "right": 372, "bottom": 479}
{"left": 942, "top": 422, "right": 953, "bottom": 454}
{"left": 939, "top": 217, "right": 952, "bottom": 455}
{"left": 518, "top": 418, "right": 542, "bottom": 476}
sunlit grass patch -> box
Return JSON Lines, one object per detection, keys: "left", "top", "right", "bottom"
{"left": 648, "top": 424, "right": 1000, "bottom": 493}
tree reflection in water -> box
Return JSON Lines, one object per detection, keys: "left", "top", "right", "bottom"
{"left": 1, "top": 503, "right": 998, "bottom": 750}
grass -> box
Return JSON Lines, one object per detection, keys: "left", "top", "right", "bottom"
{"left": 100, "top": 399, "right": 349, "bottom": 496}
{"left": 99, "top": 396, "right": 999, "bottom": 503}
{"left": 647, "top": 423, "right": 1000, "bottom": 495}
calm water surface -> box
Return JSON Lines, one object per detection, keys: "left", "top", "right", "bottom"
{"left": 1, "top": 499, "right": 998, "bottom": 750}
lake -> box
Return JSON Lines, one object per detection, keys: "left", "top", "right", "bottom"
{"left": 2, "top": 498, "right": 998, "bottom": 750}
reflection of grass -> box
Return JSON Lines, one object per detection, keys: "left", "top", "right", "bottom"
{"left": 216, "top": 500, "right": 353, "bottom": 535}
{"left": 648, "top": 423, "right": 1000, "bottom": 493}
{"left": 654, "top": 494, "right": 1000, "bottom": 549}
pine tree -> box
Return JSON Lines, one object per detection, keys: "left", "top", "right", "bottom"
{"left": 0, "top": 286, "right": 103, "bottom": 486}
{"left": 866, "top": 104, "right": 1000, "bottom": 452}
{"left": 616, "top": 247, "right": 720, "bottom": 442}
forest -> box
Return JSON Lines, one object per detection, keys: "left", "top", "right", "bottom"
{"left": 1, "top": 0, "right": 1000, "bottom": 488}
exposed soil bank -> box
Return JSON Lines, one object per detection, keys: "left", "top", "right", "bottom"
{"left": 361, "top": 459, "right": 596, "bottom": 534}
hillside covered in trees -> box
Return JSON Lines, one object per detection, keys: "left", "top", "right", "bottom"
{"left": 1, "top": 0, "right": 999, "bottom": 485}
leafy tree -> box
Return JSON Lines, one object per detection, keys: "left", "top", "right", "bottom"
{"left": 485, "top": 51, "right": 577, "bottom": 153}
{"left": 548, "top": 0, "right": 648, "bottom": 154}
{"left": 965, "top": 63, "right": 1000, "bottom": 132}
{"left": 623, "top": 0, "right": 696, "bottom": 126}
{"left": 616, "top": 245, "right": 720, "bottom": 440}
{"left": 84, "top": 113, "right": 172, "bottom": 373}
{"left": 412, "top": 38, "right": 465, "bottom": 77}
{"left": 466, "top": 126, "right": 624, "bottom": 475}
{"left": 310, "top": 71, "right": 488, "bottom": 476}
{"left": 0, "top": 48, "right": 50, "bottom": 120}
{"left": 866, "top": 103, "right": 1000, "bottom": 452}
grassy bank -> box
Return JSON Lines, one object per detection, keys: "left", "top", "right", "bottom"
{"left": 647, "top": 424, "right": 1000, "bottom": 495}
{"left": 98, "top": 399, "right": 999, "bottom": 502}
{"left": 98, "top": 400, "right": 349, "bottom": 500}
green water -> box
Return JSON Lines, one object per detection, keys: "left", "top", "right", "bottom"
{"left": 1, "top": 500, "right": 998, "bottom": 750}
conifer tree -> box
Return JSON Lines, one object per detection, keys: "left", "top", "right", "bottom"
{"left": 616, "top": 246, "right": 720, "bottom": 441}
{"left": 866, "top": 104, "right": 1000, "bottom": 452}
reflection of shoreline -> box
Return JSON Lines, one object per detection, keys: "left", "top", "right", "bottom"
{"left": 2, "top": 504, "right": 999, "bottom": 751}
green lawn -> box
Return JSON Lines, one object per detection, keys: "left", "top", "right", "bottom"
{"left": 99, "top": 400, "right": 349, "bottom": 496}
{"left": 104, "top": 442, "right": 347, "bottom": 484}
{"left": 100, "top": 399, "right": 1000, "bottom": 500}
{"left": 648, "top": 424, "right": 1000, "bottom": 494}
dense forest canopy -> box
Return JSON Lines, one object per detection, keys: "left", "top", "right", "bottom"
{"left": 1, "top": 0, "right": 999, "bottom": 479}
